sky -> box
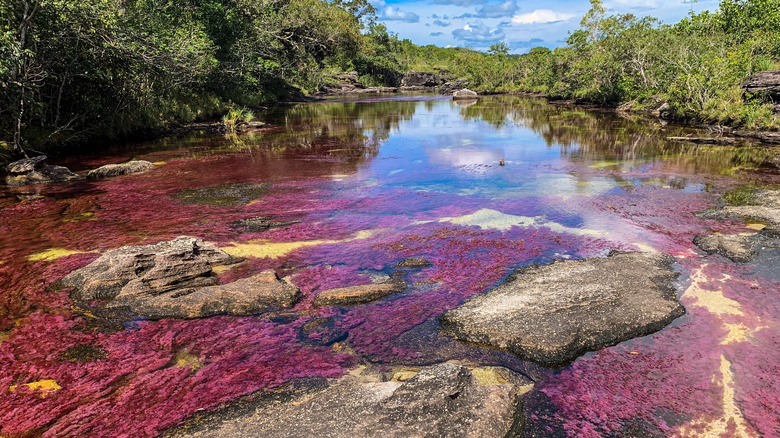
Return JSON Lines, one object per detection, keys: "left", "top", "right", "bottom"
{"left": 372, "top": 0, "right": 722, "bottom": 53}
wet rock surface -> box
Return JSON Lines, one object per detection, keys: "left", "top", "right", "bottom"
{"left": 4, "top": 155, "right": 80, "bottom": 186}
{"left": 169, "top": 363, "right": 524, "bottom": 438}
{"left": 231, "top": 216, "right": 301, "bottom": 232}
{"left": 395, "top": 257, "right": 431, "bottom": 268}
{"left": 440, "top": 251, "right": 684, "bottom": 366}
{"left": 705, "top": 189, "right": 780, "bottom": 226}
{"left": 87, "top": 160, "right": 154, "bottom": 179}
{"left": 107, "top": 269, "right": 301, "bottom": 319}
{"left": 693, "top": 234, "right": 759, "bottom": 262}
{"left": 313, "top": 281, "right": 405, "bottom": 307}
{"left": 62, "top": 236, "right": 233, "bottom": 301}
{"left": 666, "top": 136, "right": 736, "bottom": 145}
{"left": 401, "top": 71, "right": 439, "bottom": 87}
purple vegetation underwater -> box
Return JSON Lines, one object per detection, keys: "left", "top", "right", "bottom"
{"left": 1, "top": 99, "right": 780, "bottom": 438}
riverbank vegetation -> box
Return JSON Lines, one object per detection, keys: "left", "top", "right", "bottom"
{"left": 1, "top": 0, "right": 778, "bottom": 159}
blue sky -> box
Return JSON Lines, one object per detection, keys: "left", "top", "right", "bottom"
{"left": 372, "top": 0, "right": 721, "bottom": 53}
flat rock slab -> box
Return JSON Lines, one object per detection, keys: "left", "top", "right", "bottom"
{"left": 62, "top": 236, "right": 233, "bottom": 301}
{"left": 718, "top": 190, "right": 780, "bottom": 226}
{"left": 440, "top": 251, "right": 684, "bottom": 366}
{"left": 170, "top": 363, "right": 523, "bottom": 438}
{"left": 173, "top": 183, "right": 271, "bottom": 206}
{"left": 87, "top": 160, "right": 154, "bottom": 179}
{"left": 313, "top": 281, "right": 405, "bottom": 307}
{"left": 107, "top": 269, "right": 301, "bottom": 319}
{"left": 395, "top": 257, "right": 431, "bottom": 268}
{"left": 693, "top": 234, "right": 759, "bottom": 262}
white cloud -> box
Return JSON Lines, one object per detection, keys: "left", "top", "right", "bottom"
{"left": 383, "top": 6, "right": 420, "bottom": 23}
{"left": 452, "top": 22, "right": 506, "bottom": 42}
{"left": 476, "top": 1, "right": 520, "bottom": 18}
{"left": 511, "top": 9, "right": 575, "bottom": 24}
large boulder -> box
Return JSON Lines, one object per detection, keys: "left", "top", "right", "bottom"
{"left": 62, "top": 236, "right": 301, "bottom": 319}
{"left": 86, "top": 160, "right": 154, "bottom": 179}
{"left": 452, "top": 89, "right": 479, "bottom": 100}
{"left": 4, "top": 155, "right": 80, "bottom": 186}
{"left": 107, "top": 269, "right": 301, "bottom": 319}
{"left": 743, "top": 70, "right": 780, "bottom": 100}
{"left": 170, "top": 363, "right": 525, "bottom": 438}
{"left": 693, "top": 234, "right": 759, "bottom": 263}
{"left": 62, "top": 236, "right": 233, "bottom": 301}
{"left": 401, "top": 72, "right": 438, "bottom": 87}
{"left": 440, "top": 251, "right": 684, "bottom": 366}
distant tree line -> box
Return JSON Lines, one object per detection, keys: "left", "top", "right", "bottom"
{"left": 1, "top": 0, "right": 778, "bottom": 159}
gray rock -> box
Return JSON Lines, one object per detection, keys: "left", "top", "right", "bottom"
{"left": 666, "top": 136, "right": 736, "bottom": 145}
{"left": 440, "top": 79, "right": 468, "bottom": 94}
{"left": 173, "top": 183, "right": 271, "bottom": 207}
{"left": 232, "top": 216, "right": 301, "bottom": 232}
{"left": 401, "top": 72, "right": 439, "bottom": 87}
{"left": 693, "top": 234, "right": 759, "bottom": 262}
{"left": 395, "top": 257, "right": 431, "bottom": 268}
{"left": 62, "top": 236, "right": 234, "bottom": 301}
{"left": 440, "top": 251, "right": 684, "bottom": 366}
{"left": 733, "top": 131, "right": 780, "bottom": 145}
{"left": 87, "top": 160, "right": 154, "bottom": 179}
{"left": 5, "top": 155, "right": 47, "bottom": 174}
{"left": 169, "top": 363, "right": 524, "bottom": 438}
{"left": 4, "top": 155, "right": 80, "bottom": 186}
{"left": 452, "top": 89, "right": 479, "bottom": 100}
{"left": 107, "top": 269, "right": 301, "bottom": 319}
{"left": 716, "top": 190, "right": 780, "bottom": 226}
{"left": 313, "top": 281, "right": 405, "bottom": 307}
{"left": 743, "top": 70, "right": 780, "bottom": 100}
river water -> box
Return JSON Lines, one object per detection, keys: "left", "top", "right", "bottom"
{"left": 1, "top": 96, "right": 778, "bottom": 437}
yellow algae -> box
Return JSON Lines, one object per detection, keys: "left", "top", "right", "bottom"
{"left": 219, "top": 229, "right": 381, "bottom": 260}
{"left": 438, "top": 208, "right": 603, "bottom": 237}
{"left": 392, "top": 369, "right": 420, "bottom": 382}
{"left": 471, "top": 367, "right": 508, "bottom": 386}
{"left": 683, "top": 269, "right": 743, "bottom": 316}
{"left": 28, "top": 248, "right": 90, "bottom": 262}
{"left": 745, "top": 223, "right": 765, "bottom": 231}
{"left": 152, "top": 161, "right": 166, "bottom": 165}
{"left": 173, "top": 350, "right": 203, "bottom": 371}
{"left": 9, "top": 379, "right": 62, "bottom": 396}
{"left": 211, "top": 263, "right": 241, "bottom": 275}
{"left": 677, "top": 356, "right": 758, "bottom": 437}
{"left": 587, "top": 160, "right": 621, "bottom": 169}
{"left": 63, "top": 211, "right": 95, "bottom": 223}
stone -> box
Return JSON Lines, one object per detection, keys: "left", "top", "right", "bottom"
{"left": 4, "top": 155, "right": 47, "bottom": 174}
{"left": 106, "top": 270, "right": 301, "bottom": 319}
{"left": 173, "top": 182, "right": 271, "bottom": 206}
{"left": 62, "top": 236, "right": 234, "bottom": 301}
{"left": 440, "top": 251, "right": 684, "bottom": 366}
{"left": 401, "top": 72, "right": 439, "bottom": 87}
{"left": 313, "top": 281, "right": 405, "bottom": 307}
{"left": 395, "top": 257, "right": 431, "bottom": 268}
{"left": 666, "top": 136, "right": 736, "bottom": 145}
{"left": 169, "top": 363, "right": 524, "bottom": 438}
{"left": 743, "top": 70, "right": 780, "bottom": 100}
{"left": 733, "top": 131, "right": 780, "bottom": 145}
{"left": 4, "top": 155, "right": 80, "bottom": 186}
{"left": 714, "top": 190, "right": 780, "bottom": 227}
{"left": 452, "top": 89, "right": 479, "bottom": 100}
{"left": 440, "top": 79, "right": 468, "bottom": 94}
{"left": 86, "top": 160, "right": 154, "bottom": 179}
{"left": 693, "top": 234, "right": 759, "bottom": 263}
{"left": 231, "top": 216, "right": 301, "bottom": 232}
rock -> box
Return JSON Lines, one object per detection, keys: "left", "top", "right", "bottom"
{"left": 62, "top": 236, "right": 234, "bottom": 301}
{"left": 693, "top": 234, "right": 759, "bottom": 262}
{"left": 5, "top": 155, "right": 47, "bottom": 174}
{"left": 440, "top": 251, "right": 684, "bottom": 366}
{"left": 666, "top": 136, "right": 736, "bottom": 145}
{"left": 743, "top": 70, "right": 780, "bottom": 100}
{"left": 173, "top": 182, "right": 271, "bottom": 206}
{"left": 452, "top": 89, "right": 479, "bottom": 100}
{"left": 395, "top": 257, "right": 431, "bottom": 268}
{"left": 4, "top": 155, "right": 80, "bottom": 186}
{"left": 732, "top": 131, "right": 780, "bottom": 145}
{"left": 169, "top": 363, "right": 524, "bottom": 438}
{"left": 232, "top": 216, "right": 301, "bottom": 232}
{"left": 86, "top": 160, "right": 154, "bottom": 179}
{"left": 313, "top": 281, "right": 405, "bottom": 307}
{"left": 106, "top": 269, "right": 301, "bottom": 319}
{"left": 651, "top": 102, "right": 671, "bottom": 119}
{"left": 716, "top": 190, "right": 780, "bottom": 226}
{"left": 401, "top": 72, "right": 439, "bottom": 87}
{"left": 440, "top": 79, "right": 468, "bottom": 94}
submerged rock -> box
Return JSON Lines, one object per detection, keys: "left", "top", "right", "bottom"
{"left": 693, "top": 234, "right": 759, "bottom": 263}
{"left": 173, "top": 182, "right": 271, "bottom": 206}
{"left": 62, "top": 236, "right": 233, "bottom": 301}
{"left": 107, "top": 269, "right": 301, "bottom": 319}
{"left": 395, "top": 257, "right": 431, "bottom": 268}
{"left": 87, "top": 160, "right": 154, "bottom": 179}
{"left": 4, "top": 155, "right": 80, "bottom": 186}
{"left": 313, "top": 281, "right": 405, "bottom": 307}
{"left": 666, "top": 136, "right": 736, "bottom": 145}
{"left": 231, "top": 216, "right": 301, "bottom": 232}
{"left": 452, "top": 89, "right": 478, "bottom": 100}
{"left": 170, "top": 363, "right": 524, "bottom": 438}
{"left": 440, "top": 251, "right": 684, "bottom": 366}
